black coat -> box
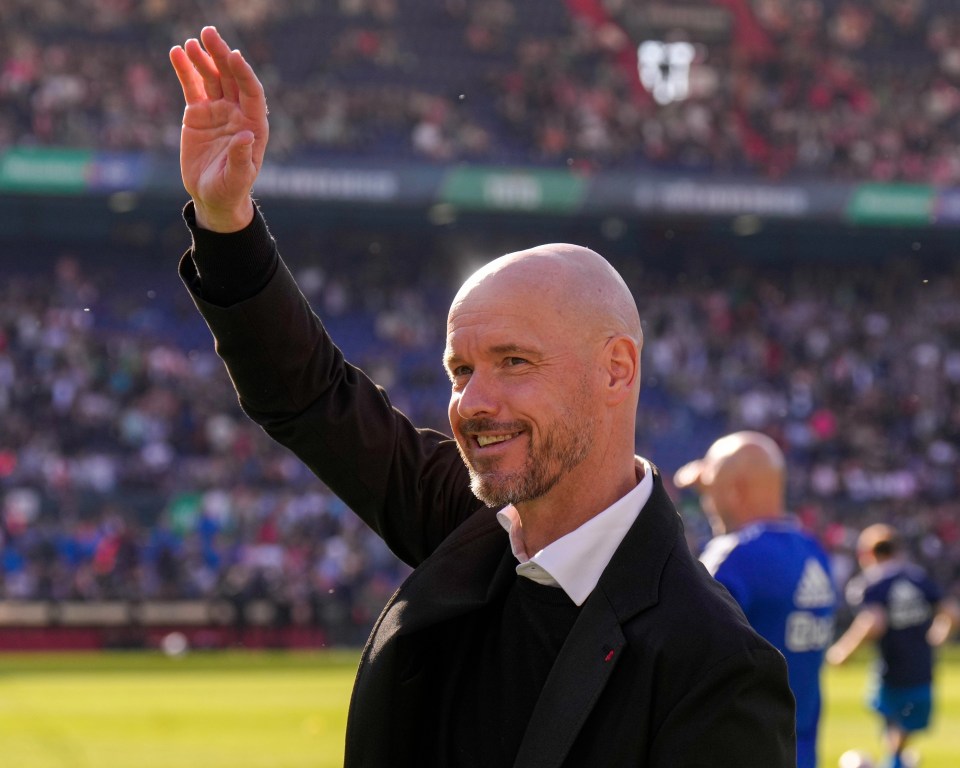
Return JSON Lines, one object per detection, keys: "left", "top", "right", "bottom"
{"left": 181, "top": 222, "right": 797, "bottom": 767}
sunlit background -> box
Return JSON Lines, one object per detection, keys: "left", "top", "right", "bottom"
{"left": 0, "top": 2, "right": 958, "bottom": 765}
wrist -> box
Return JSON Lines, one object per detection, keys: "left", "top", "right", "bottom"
{"left": 193, "top": 198, "right": 255, "bottom": 233}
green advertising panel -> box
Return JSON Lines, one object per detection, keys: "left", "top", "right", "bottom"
{"left": 846, "top": 183, "right": 935, "bottom": 226}
{"left": 0, "top": 148, "right": 92, "bottom": 194}
{"left": 440, "top": 167, "right": 586, "bottom": 212}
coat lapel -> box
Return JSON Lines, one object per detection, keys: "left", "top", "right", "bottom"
{"left": 376, "top": 507, "right": 513, "bottom": 642}
{"left": 513, "top": 590, "right": 626, "bottom": 768}
{"left": 513, "top": 471, "right": 682, "bottom": 768}
{"left": 347, "top": 507, "right": 514, "bottom": 765}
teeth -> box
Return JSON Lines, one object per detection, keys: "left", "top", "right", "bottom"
{"left": 477, "top": 433, "right": 518, "bottom": 447}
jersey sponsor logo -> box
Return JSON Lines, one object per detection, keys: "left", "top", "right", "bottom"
{"left": 794, "top": 558, "right": 836, "bottom": 609}
{"left": 888, "top": 578, "right": 932, "bottom": 629}
{"left": 785, "top": 611, "right": 834, "bottom": 652}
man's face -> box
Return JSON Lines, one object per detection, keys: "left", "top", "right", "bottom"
{"left": 444, "top": 280, "right": 600, "bottom": 508}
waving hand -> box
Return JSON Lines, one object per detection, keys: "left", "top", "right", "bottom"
{"left": 170, "top": 26, "right": 269, "bottom": 232}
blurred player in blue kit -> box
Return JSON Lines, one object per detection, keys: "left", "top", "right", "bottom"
{"left": 827, "top": 523, "right": 960, "bottom": 768}
{"left": 674, "top": 431, "right": 837, "bottom": 768}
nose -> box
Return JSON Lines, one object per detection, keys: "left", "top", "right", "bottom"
{"left": 452, "top": 371, "right": 500, "bottom": 421}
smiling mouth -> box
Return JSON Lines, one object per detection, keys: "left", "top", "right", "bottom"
{"left": 475, "top": 432, "right": 521, "bottom": 447}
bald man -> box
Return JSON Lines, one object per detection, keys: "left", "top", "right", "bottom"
{"left": 170, "top": 27, "right": 796, "bottom": 767}
{"left": 674, "top": 432, "right": 836, "bottom": 768}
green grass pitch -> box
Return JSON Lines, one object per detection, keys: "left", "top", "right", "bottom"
{"left": 821, "top": 645, "right": 960, "bottom": 767}
{"left": 0, "top": 650, "right": 356, "bottom": 768}
{"left": 0, "top": 646, "right": 957, "bottom": 767}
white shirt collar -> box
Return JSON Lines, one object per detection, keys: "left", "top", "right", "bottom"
{"left": 496, "top": 458, "right": 654, "bottom": 606}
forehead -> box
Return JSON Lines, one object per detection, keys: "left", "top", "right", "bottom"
{"left": 444, "top": 254, "right": 598, "bottom": 359}
{"left": 445, "top": 290, "right": 556, "bottom": 354}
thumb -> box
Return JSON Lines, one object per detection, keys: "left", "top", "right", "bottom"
{"left": 195, "top": 131, "right": 257, "bottom": 232}
{"left": 226, "top": 130, "right": 256, "bottom": 180}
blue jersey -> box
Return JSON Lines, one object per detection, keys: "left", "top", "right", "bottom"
{"left": 701, "top": 520, "right": 836, "bottom": 764}
{"left": 848, "top": 560, "right": 943, "bottom": 688}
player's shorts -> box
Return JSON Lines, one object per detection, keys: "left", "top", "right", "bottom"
{"left": 869, "top": 683, "right": 932, "bottom": 732}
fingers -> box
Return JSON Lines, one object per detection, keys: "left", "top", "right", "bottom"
{"left": 183, "top": 37, "right": 224, "bottom": 100}
{"left": 200, "top": 26, "right": 239, "bottom": 102}
{"left": 169, "top": 44, "right": 206, "bottom": 105}
{"left": 228, "top": 49, "right": 268, "bottom": 124}
{"left": 170, "top": 26, "right": 251, "bottom": 105}
{"left": 171, "top": 37, "right": 222, "bottom": 104}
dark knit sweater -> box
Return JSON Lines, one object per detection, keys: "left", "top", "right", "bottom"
{"left": 421, "top": 575, "right": 582, "bottom": 767}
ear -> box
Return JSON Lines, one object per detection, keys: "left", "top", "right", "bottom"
{"left": 731, "top": 475, "right": 752, "bottom": 505}
{"left": 603, "top": 335, "right": 640, "bottom": 406}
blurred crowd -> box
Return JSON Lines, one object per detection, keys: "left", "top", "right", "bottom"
{"left": 0, "top": 249, "right": 428, "bottom": 643}
{"left": 1, "top": 230, "right": 958, "bottom": 641}
{"left": 639, "top": 249, "right": 960, "bottom": 598}
{"left": 3, "top": 0, "right": 960, "bottom": 181}
{"left": 2, "top": 0, "right": 960, "bottom": 642}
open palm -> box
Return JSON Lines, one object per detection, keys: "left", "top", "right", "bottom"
{"left": 170, "top": 27, "right": 269, "bottom": 232}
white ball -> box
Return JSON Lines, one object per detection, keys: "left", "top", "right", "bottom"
{"left": 838, "top": 750, "right": 874, "bottom": 768}
{"left": 161, "top": 631, "right": 190, "bottom": 657}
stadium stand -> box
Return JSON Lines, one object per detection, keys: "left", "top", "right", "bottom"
{"left": 0, "top": 220, "right": 958, "bottom": 645}
{"left": 1, "top": 0, "right": 959, "bottom": 646}
{"left": 2, "top": 0, "right": 960, "bottom": 179}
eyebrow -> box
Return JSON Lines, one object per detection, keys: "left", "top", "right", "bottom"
{"left": 443, "top": 343, "right": 541, "bottom": 370}
{"left": 489, "top": 343, "right": 539, "bottom": 357}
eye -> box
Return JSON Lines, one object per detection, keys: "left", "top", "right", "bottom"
{"left": 448, "top": 364, "right": 472, "bottom": 384}
{"left": 504, "top": 357, "right": 529, "bottom": 367}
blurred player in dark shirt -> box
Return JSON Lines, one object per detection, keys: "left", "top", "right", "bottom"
{"left": 828, "top": 523, "right": 960, "bottom": 768}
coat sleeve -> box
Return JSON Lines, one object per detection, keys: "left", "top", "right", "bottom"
{"left": 649, "top": 646, "right": 797, "bottom": 768}
{"left": 179, "top": 209, "right": 482, "bottom": 567}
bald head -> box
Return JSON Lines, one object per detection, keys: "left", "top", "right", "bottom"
{"left": 674, "top": 431, "right": 786, "bottom": 534}
{"left": 450, "top": 243, "right": 643, "bottom": 349}
{"left": 444, "top": 243, "right": 644, "bottom": 523}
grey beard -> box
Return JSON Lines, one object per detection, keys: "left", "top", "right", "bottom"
{"left": 463, "top": 419, "right": 591, "bottom": 508}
